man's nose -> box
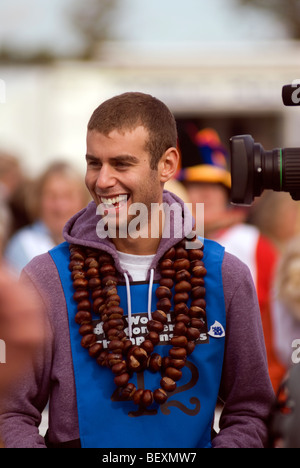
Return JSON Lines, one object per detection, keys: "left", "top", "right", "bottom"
{"left": 96, "top": 164, "right": 116, "bottom": 190}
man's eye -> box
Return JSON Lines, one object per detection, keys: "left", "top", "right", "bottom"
{"left": 88, "top": 160, "right": 101, "bottom": 168}
{"left": 115, "top": 161, "right": 130, "bottom": 169}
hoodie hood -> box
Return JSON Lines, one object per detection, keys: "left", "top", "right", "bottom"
{"left": 63, "top": 190, "right": 195, "bottom": 278}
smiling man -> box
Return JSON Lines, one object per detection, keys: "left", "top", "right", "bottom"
{"left": 85, "top": 94, "right": 179, "bottom": 254}
{"left": 0, "top": 92, "right": 274, "bottom": 448}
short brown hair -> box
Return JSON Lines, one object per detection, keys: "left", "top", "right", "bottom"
{"left": 87, "top": 92, "right": 178, "bottom": 169}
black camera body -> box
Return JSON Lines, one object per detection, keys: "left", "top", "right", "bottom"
{"left": 230, "top": 84, "right": 300, "bottom": 205}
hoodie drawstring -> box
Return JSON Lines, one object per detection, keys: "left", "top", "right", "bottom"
{"left": 147, "top": 269, "right": 155, "bottom": 322}
{"left": 123, "top": 269, "right": 155, "bottom": 340}
{"left": 123, "top": 272, "right": 132, "bottom": 339}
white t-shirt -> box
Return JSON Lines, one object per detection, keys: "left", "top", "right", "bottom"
{"left": 117, "top": 250, "right": 155, "bottom": 282}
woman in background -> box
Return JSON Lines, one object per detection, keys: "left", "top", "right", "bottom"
{"left": 5, "top": 161, "right": 90, "bottom": 274}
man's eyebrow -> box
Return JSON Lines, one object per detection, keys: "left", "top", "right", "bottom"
{"left": 86, "top": 154, "right": 140, "bottom": 164}
{"left": 111, "top": 154, "right": 140, "bottom": 164}
{"left": 86, "top": 154, "right": 98, "bottom": 162}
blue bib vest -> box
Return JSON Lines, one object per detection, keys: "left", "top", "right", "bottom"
{"left": 50, "top": 239, "right": 226, "bottom": 448}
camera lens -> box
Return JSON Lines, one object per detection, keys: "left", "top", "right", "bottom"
{"left": 282, "top": 148, "right": 300, "bottom": 196}
{"left": 230, "top": 135, "right": 300, "bottom": 204}
{"left": 253, "top": 144, "right": 282, "bottom": 196}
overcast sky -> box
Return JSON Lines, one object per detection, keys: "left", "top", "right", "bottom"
{"left": 0, "top": 0, "right": 287, "bottom": 56}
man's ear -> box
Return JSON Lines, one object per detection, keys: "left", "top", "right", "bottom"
{"left": 159, "top": 147, "right": 180, "bottom": 183}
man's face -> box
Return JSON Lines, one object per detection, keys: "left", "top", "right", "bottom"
{"left": 85, "top": 126, "right": 163, "bottom": 235}
{"left": 185, "top": 182, "right": 229, "bottom": 228}
{"left": 40, "top": 174, "right": 86, "bottom": 241}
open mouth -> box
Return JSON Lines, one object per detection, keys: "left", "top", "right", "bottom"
{"left": 100, "top": 194, "right": 129, "bottom": 209}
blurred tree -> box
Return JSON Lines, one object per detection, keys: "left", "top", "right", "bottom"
{"left": 236, "top": 0, "right": 300, "bottom": 39}
{"left": 68, "top": 0, "right": 120, "bottom": 60}
{"left": 0, "top": 0, "right": 121, "bottom": 64}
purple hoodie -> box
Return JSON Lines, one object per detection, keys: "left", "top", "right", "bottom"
{"left": 0, "top": 191, "right": 275, "bottom": 448}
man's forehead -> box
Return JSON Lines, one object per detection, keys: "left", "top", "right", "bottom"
{"left": 86, "top": 126, "right": 150, "bottom": 162}
{"left": 87, "top": 125, "right": 149, "bottom": 139}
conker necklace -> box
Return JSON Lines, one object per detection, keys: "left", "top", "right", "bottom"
{"left": 69, "top": 237, "right": 207, "bottom": 409}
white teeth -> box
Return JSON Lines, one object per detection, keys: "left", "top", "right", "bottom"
{"left": 101, "top": 194, "right": 128, "bottom": 206}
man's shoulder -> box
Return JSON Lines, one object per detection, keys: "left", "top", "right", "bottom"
{"left": 203, "top": 238, "right": 251, "bottom": 287}
{"left": 222, "top": 250, "right": 257, "bottom": 311}
{"left": 23, "top": 246, "right": 65, "bottom": 283}
{"left": 223, "top": 249, "right": 252, "bottom": 274}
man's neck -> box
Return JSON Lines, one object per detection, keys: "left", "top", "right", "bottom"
{"left": 112, "top": 235, "right": 161, "bottom": 256}
{"left": 110, "top": 207, "right": 165, "bottom": 255}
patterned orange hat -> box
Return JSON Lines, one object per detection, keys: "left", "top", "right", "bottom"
{"left": 177, "top": 123, "right": 231, "bottom": 189}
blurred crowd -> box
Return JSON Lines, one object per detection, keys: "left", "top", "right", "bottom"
{"left": 0, "top": 152, "right": 90, "bottom": 427}
{"left": 175, "top": 122, "right": 300, "bottom": 396}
